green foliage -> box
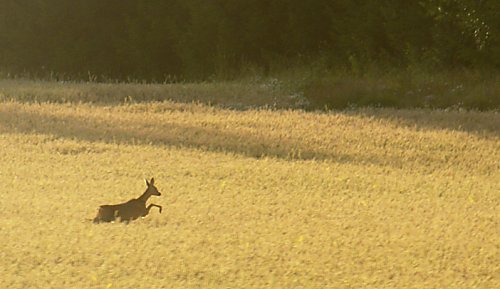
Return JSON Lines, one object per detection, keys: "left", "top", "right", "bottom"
{"left": 0, "top": 0, "right": 498, "bottom": 81}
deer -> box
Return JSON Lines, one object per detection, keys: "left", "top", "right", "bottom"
{"left": 93, "top": 177, "right": 162, "bottom": 223}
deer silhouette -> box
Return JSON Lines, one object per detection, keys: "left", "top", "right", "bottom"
{"left": 93, "top": 177, "right": 162, "bottom": 223}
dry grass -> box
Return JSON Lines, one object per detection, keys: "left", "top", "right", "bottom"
{"left": 0, "top": 99, "right": 499, "bottom": 288}
{"left": 0, "top": 78, "right": 299, "bottom": 109}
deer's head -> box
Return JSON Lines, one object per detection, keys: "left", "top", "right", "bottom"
{"left": 145, "top": 177, "right": 161, "bottom": 196}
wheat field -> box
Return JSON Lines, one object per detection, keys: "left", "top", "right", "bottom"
{"left": 0, "top": 100, "right": 498, "bottom": 288}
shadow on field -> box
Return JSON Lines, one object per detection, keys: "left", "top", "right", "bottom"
{"left": 0, "top": 106, "right": 361, "bottom": 163}
{"left": 346, "top": 108, "right": 499, "bottom": 137}
{"left": 1, "top": 105, "right": 496, "bottom": 169}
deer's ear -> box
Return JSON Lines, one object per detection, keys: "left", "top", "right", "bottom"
{"left": 145, "top": 179, "right": 150, "bottom": 186}
{"left": 150, "top": 177, "right": 155, "bottom": 185}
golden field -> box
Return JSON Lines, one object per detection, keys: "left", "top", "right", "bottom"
{"left": 0, "top": 99, "right": 498, "bottom": 288}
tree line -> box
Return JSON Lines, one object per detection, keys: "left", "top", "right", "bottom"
{"left": 0, "top": 0, "right": 498, "bottom": 81}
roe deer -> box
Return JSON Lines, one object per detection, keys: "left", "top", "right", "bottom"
{"left": 93, "top": 177, "right": 162, "bottom": 223}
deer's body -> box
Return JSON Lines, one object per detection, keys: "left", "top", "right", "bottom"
{"left": 93, "top": 178, "right": 162, "bottom": 223}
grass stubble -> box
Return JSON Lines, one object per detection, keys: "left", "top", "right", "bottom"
{"left": 0, "top": 90, "right": 499, "bottom": 288}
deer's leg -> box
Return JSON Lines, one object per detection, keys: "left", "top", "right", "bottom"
{"left": 146, "top": 204, "right": 163, "bottom": 214}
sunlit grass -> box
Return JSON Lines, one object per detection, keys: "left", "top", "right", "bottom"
{"left": 2, "top": 68, "right": 498, "bottom": 111}
{"left": 0, "top": 99, "right": 498, "bottom": 288}
{"left": 0, "top": 78, "right": 299, "bottom": 109}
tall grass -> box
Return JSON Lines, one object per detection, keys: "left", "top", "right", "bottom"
{"left": 1, "top": 68, "right": 498, "bottom": 111}
{"left": 299, "top": 68, "right": 499, "bottom": 110}
{"left": 0, "top": 78, "right": 295, "bottom": 109}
